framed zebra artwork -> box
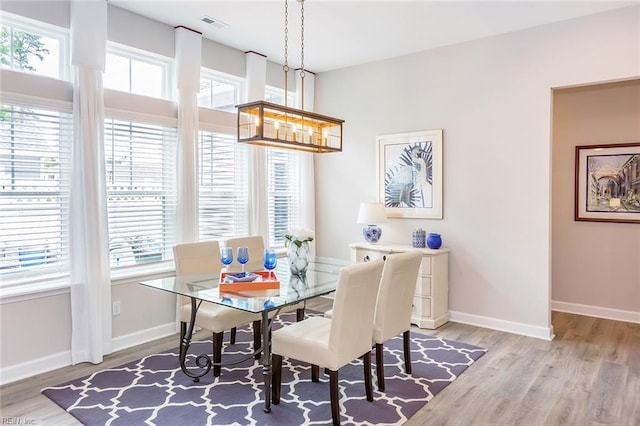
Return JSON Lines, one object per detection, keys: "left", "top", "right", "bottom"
{"left": 376, "top": 129, "right": 443, "bottom": 219}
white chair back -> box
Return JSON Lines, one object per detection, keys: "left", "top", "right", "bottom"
{"left": 224, "top": 235, "right": 265, "bottom": 273}
{"left": 328, "top": 259, "right": 385, "bottom": 367}
{"left": 173, "top": 240, "right": 221, "bottom": 276}
{"left": 373, "top": 250, "right": 422, "bottom": 343}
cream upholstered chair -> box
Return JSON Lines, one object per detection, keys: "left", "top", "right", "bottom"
{"left": 224, "top": 236, "right": 265, "bottom": 273}
{"left": 226, "top": 235, "right": 305, "bottom": 322}
{"left": 174, "top": 241, "right": 261, "bottom": 376}
{"left": 371, "top": 250, "right": 422, "bottom": 391}
{"left": 271, "top": 259, "right": 385, "bottom": 426}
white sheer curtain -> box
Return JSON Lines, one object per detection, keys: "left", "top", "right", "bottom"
{"left": 174, "top": 27, "right": 202, "bottom": 328}
{"left": 69, "top": 0, "right": 111, "bottom": 364}
{"left": 245, "top": 52, "right": 270, "bottom": 240}
{"left": 175, "top": 27, "right": 202, "bottom": 245}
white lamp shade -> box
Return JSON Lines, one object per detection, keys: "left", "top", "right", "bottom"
{"left": 357, "top": 202, "right": 387, "bottom": 224}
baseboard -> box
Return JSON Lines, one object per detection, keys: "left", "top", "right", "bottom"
{"left": 551, "top": 300, "right": 640, "bottom": 324}
{"left": 1, "top": 350, "right": 72, "bottom": 385}
{"left": 111, "top": 322, "right": 177, "bottom": 353}
{"left": 1, "top": 322, "right": 177, "bottom": 385}
{"left": 448, "top": 310, "right": 555, "bottom": 341}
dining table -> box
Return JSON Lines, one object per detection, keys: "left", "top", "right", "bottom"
{"left": 139, "top": 255, "right": 346, "bottom": 413}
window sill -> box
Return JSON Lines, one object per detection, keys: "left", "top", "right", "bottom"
{"left": 0, "top": 278, "right": 70, "bottom": 304}
{"left": 110, "top": 261, "right": 176, "bottom": 286}
{"left": 1, "top": 262, "right": 177, "bottom": 304}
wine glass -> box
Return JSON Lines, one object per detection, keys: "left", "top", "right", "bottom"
{"left": 221, "top": 246, "right": 233, "bottom": 269}
{"left": 237, "top": 246, "right": 249, "bottom": 273}
{"left": 263, "top": 249, "right": 277, "bottom": 280}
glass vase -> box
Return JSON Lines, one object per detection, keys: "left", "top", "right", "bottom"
{"left": 287, "top": 240, "right": 310, "bottom": 276}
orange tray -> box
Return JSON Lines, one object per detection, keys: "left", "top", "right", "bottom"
{"left": 219, "top": 270, "right": 280, "bottom": 292}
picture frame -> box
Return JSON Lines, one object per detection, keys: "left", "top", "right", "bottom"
{"left": 376, "top": 129, "right": 443, "bottom": 219}
{"left": 574, "top": 142, "right": 640, "bottom": 224}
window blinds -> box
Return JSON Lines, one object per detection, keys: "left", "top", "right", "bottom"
{"left": 198, "top": 130, "right": 249, "bottom": 241}
{"left": 104, "top": 118, "right": 177, "bottom": 268}
{"left": 0, "top": 104, "right": 72, "bottom": 282}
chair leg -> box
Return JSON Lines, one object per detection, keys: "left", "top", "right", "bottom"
{"left": 328, "top": 369, "right": 341, "bottom": 426}
{"left": 375, "top": 343, "right": 385, "bottom": 391}
{"left": 296, "top": 306, "right": 305, "bottom": 322}
{"left": 363, "top": 351, "right": 373, "bottom": 402}
{"left": 403, "top": 330, "right": 412, "bottom": 375}
{"left": 253, "top": 320, "right": 262, "bottom": 360}
{"left": 230, "top": 327, "right": 237, "bottom": 344}
{"left": 272, "top": 354, "right": 283, "bottom": 404}
{"left": 212, "top": 332, "right": 223, "bottom": 377}
{"left": 312, "top": 364, "right": 320, "bottom": 382}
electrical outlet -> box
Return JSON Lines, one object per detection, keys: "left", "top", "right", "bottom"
{"left": 112, "top": 300, "right": 121, "bottom": 316}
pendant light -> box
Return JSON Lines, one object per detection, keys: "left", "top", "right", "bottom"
{"left": 236, "top": 0, "right": 344, "bottom": 153}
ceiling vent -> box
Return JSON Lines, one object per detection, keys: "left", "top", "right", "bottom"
{"left": 201, "top": 16, "right": 230, "bottom": 29}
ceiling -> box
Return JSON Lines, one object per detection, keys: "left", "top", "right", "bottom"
{"left": 110, "top": 1, "right": 640, "bottom": 73}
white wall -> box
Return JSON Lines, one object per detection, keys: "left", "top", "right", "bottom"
{"left": 314, "top": 6, "right": 640, "bottom": 338}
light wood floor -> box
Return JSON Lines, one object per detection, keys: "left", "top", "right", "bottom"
{"left": 1, "top": 298, "right": 639, "bottom": 425}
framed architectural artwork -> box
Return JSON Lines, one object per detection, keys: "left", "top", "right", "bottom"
{"left": 574, "top": 142, "right": 640, "bottom": 223}
{"left": 376, "top": 129, "right": 443, "bottom": 219}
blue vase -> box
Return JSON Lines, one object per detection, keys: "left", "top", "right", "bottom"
{"left": 427, "top": 233, "right": 442, "bottom": 249}
{"left": 362, "top": 225, "right": 382, "bottom": 243}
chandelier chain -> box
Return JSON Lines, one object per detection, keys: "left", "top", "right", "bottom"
{"left": 283, "top": 0, "right": 289, "bottom": 107}
{"left": 300, "top": 0, "right": 305, "bottom": 77}
{"left": 299, "top": 0, "right": 305, "bottom": 110}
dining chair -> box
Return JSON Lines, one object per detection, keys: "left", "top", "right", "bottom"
{"left": 173, "top": 240, "right": 261, "bottom": 377}
{"left": 324, "top": 250, "right": 423, "bottom": 391}
{"left": 226, "top": 235, "right": 305, "bottom": 323}
{"left": 370, "top": 250, "right": 422, "bottom": 391}
{"left": 271, "top": 259, "right": 385, "bottom": 426}
{"left": 224, "top": 236, "right": 266, "bottom": 273}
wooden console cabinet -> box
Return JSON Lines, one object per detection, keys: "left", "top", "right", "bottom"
{"left": 349, "top": 242, "right": 450, "bottom": 329}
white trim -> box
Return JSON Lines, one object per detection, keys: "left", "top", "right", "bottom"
{"left": 552, "top": 300, "right": 640, "bottom": 324}
{"left": 111, "top": 322, "right": 176, "bottom": 353}
{"left": 448, "top": 310, "right": 555, "bottom": 341}
{"left": 0, "top": 282, "right": 69, "bottom": 304}
{"left": 104, "top": 89, "right": 177, "bottom": 126}
{"left": 0, "top": 75, "right": 73, "bottom": 111}
{"left": 1, "top": 350, "right": 71, "bottom": 385}
{"left": 0, "top": 322, "right": 177, "bottom": 385}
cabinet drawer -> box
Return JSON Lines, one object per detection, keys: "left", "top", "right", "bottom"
{"left": 414, "top": 276, "right": 431, "bottom": 297}
{"left": 419, "top": 257, "right": 432, "bottom": 275}
{"left": 355, "top": 249, "right": 387, "bottom": 263}
{"left": 411, "top": 296, "right": 432, "bottom": 318}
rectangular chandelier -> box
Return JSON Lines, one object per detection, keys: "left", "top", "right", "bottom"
{"left": 237, "top": 100, "right": 344, "bottom": 153}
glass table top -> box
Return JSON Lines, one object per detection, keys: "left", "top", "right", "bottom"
{"left": 140, "top": 256, "right": 347, "bottom": 314}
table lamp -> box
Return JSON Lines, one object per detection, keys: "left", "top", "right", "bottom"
{"left": 356, "top": 202, "right": 387, "bottom": 243}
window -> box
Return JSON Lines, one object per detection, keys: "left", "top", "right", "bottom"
{"left": 198, "top": 131, "right": 250, "bottom": 240}
{"left": 0, "top": 103, "right": 72, "bottom": 283}
{"left": 104, "top": 44, "right": 171, "bottom": 99}
{"left": 266, "top": 148, "right": 300, "bottom": 248}
{"left": 264, "top": 86, "right": 301, "bottom": 248}
{"left": 198, "top": 69, "right": 243, "bottom": 112}
{"left": 0, "top": 12, "right": 68, "bottom": 80}
{"left": 104, "top": 118, "right": 177, "bottom": 268}
{"left": 265, "top": 85, "right": 295, "bottom": 107}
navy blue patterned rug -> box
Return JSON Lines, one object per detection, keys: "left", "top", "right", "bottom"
{"left": 42, "top": 313, "right": 486, "bottom": 425}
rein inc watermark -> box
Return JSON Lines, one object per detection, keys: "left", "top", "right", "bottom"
{"left": 0, "top": 418, "right": 36, "bottom": 425}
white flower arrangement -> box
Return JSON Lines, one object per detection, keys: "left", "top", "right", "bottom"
{"left": 284, "top": 226, "right": 315, "bottom": 248}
